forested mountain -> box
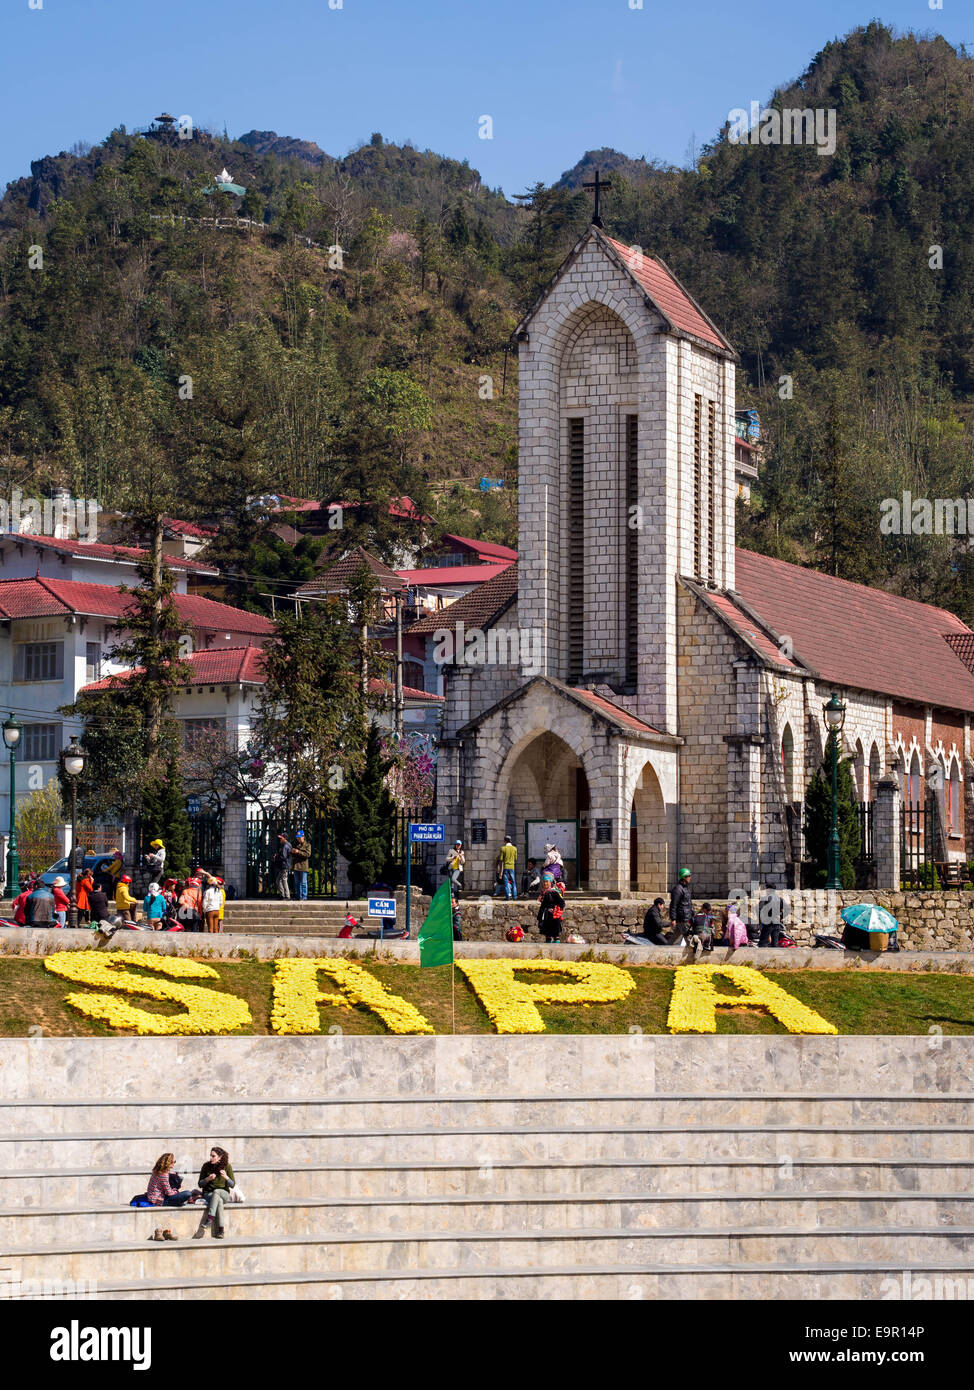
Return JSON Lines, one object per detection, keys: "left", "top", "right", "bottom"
{"left": 3, "top": 22, "right": 974, "bottom": 610}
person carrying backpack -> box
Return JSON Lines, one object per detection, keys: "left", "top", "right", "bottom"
{"left": 177, "top": 878, "right": 203, "bottom": 931}
{"left": 537, "top": 872, "right": 565, "bottom": 943}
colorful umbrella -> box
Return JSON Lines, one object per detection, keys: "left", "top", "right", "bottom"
{"left": 840, "top": 904, "right": 899, "bottom": 934}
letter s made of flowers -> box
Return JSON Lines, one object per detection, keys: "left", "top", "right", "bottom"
{"left": 666, "top": 964, "right": 837, "bottom": 1035}
{"left": 42, "top": 951, "right": 253, "bottom": 1035}
{"left": 455, "top": 958, "right": 636, "bottom": 1033}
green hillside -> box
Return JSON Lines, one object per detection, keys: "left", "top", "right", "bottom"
{"left": 2, "top": 23, "right": 974, "bottom": 604}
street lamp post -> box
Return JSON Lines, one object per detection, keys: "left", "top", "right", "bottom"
{"left": 2, "top": 714, "right": 22, "bottom": 899}
{"left": 59, "top": 736, "right": 87, "bottom": 930}
{"left": 823, "top": 692, "right": 847, "bottom": 891}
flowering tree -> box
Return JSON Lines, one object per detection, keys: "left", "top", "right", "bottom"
{"left": 379, "top": 731, "right": 436, "bottom": 812}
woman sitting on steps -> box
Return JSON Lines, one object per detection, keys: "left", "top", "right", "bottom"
{"left": 146, "top": 1152, "right": 198, "bottom": 1241}
{"left": 194, "top": 1146, "right": 236, "bottom": 1239}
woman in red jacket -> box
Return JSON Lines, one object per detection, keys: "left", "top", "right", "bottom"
{"left": 75, "top": 870, "right": 93, "bottom": 925}
{"left": 51, "top": 876, "right": 71, "bottom": 928}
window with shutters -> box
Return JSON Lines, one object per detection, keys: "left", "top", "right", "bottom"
{"left": 693, "top": 395, "right": 703, "bottom": 577}
{"left": 624, "top": 414, "right": 639, "bottom": 689}
{"left": 567, "top": 416, "right": 585, "bottom": 681}
{"left": 23, "top": 724, "right": 60, "bottom": 761}
{"left": 707, "top": 399, "right": 717, "bottom": 581}
{"left": 85, "top": 641, "right": 101, "bottom": 683}
{"left": 13, "top": 641, "right": 64, "bottom": 682}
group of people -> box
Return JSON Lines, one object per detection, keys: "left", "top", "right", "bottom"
{"left": 624, "top": 868, "right": 793, "bottom": 956}
{"left": 270, "top": 832, "right": 312, "bottom": 899}
{"left": 138, "top": 1147, "right": 237, "bottom": 1241}
{"left": 7, "top": 840, "right": 228, "bottom": 935}
{"left": 490, "top": 839, "right": 566, "bottom": 901}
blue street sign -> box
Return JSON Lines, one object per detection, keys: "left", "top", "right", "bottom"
{"left": 367, "top": 897, "right": 396, "bottom": 918}
{"left": 409, "top": 822, "right": 445, "bottom": 842}
{"left": 186, "top": 795, "right": 201, "bottom": 815}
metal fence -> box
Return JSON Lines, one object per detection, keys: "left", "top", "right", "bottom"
{"left": 901, "top": 796, "right": 935, "bottom": 886}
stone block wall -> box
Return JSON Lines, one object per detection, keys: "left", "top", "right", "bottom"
{"left": 456, "top": 890, "right": 974, "bottom": 953}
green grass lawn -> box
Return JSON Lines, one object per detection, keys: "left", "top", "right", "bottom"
{"left": 2, "top": 955, "right": 974, "bottom": 1037}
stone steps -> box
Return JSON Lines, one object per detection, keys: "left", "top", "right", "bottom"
{"left": 74, "top": 1262, "right": 974, "bottom": 1302}
{"left": 3, "top": 1034, "right": 971, "bottom": 1299}
{"left": 5, "top": 1157, "right": 973, "bottom": 1205}
{"left": 5, "top": 1092, "right": 971, "bottom": 1132}
{"left": 5, "top": 1122, "right": 972, "bottom": 1168}
{"left": 6, "top": 1191, "right": 974, "bottom": 1246}
{"left": 10, "top": 1225, "right": 974, "bottom": 1283}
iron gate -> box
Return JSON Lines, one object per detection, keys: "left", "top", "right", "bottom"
{"left": 900, "top": 795, "right": 934, "bottom": 887}
{"left": 246, "top": 809, "right": 337, "bottom": 898}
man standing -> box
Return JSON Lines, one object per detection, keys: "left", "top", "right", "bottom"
{"left": 291, "top": 832, "right": 311, "bottom": 901}
{"left": 272, "top": 834, "right": 292, "bottom": 899}
{"left": 668, "top": 867, "right": 694, "bottom": 943}
{"left": 448, "top": 840, "right": 464, "bottom": 891}
{"left": 497, "top": 836, "right": 518, "bottom": 899}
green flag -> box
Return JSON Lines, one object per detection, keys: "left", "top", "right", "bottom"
{"left": 418, "top": 879, "right": 455, "bottom": 968}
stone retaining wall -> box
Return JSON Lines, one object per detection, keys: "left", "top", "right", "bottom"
{"left": 458, "top": 890, "right": 974, "bottom": 953}
{"left": 1, "top": 1034, "right": 971, "bottom": 1100}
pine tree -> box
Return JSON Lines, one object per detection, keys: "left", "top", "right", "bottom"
{"left": 803, "top": 730, "right": 861, "bottom": 888}
{"left": 139, "top": 763, "right": 193, "bottom": 879}
{"left": 334, "top": 724, "right": 397, "bottom": 894}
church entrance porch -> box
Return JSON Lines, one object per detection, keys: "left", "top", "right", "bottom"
{"left": 438, "top": 676, "right": 682, "bottom": 896}
{"left": 505, "top": 731, "right": 589, "bottom": 888}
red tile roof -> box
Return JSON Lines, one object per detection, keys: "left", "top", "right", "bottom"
{"left": 81, "top": 645, "right": 268, "bottom": 692}
{"left": 367, "top": 677, "right": 444, "bottom": 704}
{"left": 703, "top": 591, "right": 799, "bottom": 669}
{"left": 569, "top": 687, "right": 660, "bottom": 735}
{"left": 163, "top": 517, "right": 217, "bottom": 539}
{"left": 407, "top": 562, "right": 518, "bottom": 635}
{"left": 733, "top": 549, "right": 974, "bottom": 712}
{"left": 601, "top": 234, "right": 730, "bottom": 352}
{"left": 441, "top": 534, "right": 518, "bottom": 562}
{"left": 81, "top": 647, "right": 442, "bottom": 702}
{"left": 2, "top": 534, "right": 217, "bottom": 574}
{"left": 398, "top": 564, "right": 507, "bottom": 586}
{"left": 0, "top": 576, "right": 273, "bottom": 635}
{"left": 296, "top": 546, "right": 406, "bottom": 597}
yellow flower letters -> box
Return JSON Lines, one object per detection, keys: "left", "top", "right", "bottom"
{"left": 270, "top": 957, "right": 434, "bottom": 1035}
{"left": 43, "top": 951, "right": 253, "bottom": 1035}
{"left": 666, "top": 963, "right": 838, "bottom": 1035}
{"left": 456, "top": 958, "right": 635, "bottom": 1033}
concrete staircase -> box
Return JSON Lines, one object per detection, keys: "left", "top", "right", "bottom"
{"left": 221, "top": 901, "right": 369, "bottom": 936}
{"left": 3, "top": 1088, "right": 974, "bottom": 1299}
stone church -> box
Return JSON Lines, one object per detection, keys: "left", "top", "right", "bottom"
{"left": 432, "top": 225, "right": 974, "bottom": 896}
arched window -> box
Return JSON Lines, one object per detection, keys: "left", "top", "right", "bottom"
{"left": 868, "top": 743, "right": 881, "bottom": 802}
{"left": 948, "top": 756, "right": 961, "bottom": 832}
{"left": 908, "top": 750, "right": 922, "bottom": 806}
{"left": 781, "top": 723, "right": 794, "bottom": 802}
{"left": 854, "top": 740, "right": 865, "bottom": 802}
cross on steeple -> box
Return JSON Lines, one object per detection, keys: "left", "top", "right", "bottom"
{"left": 582, "top": 169, "right": 611, "bottom": 229}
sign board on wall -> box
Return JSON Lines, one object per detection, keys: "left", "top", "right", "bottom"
{"left": 526, "top": 819, "right": 577, "bottom": 862}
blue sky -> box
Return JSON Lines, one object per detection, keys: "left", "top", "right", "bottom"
{"left": 1, "top": 0, "right": 971, "bottom": 196}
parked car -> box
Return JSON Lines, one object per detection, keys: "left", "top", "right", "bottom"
{"left": 40, "top": 853, "right": 116, "bottom": 889}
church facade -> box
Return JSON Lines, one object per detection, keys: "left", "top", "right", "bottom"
{"left": 430, "top": 228, "right": 974, "bottom": 896}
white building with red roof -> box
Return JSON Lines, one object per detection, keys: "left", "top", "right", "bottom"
{"left": 0, "top": 573, "right": 274, "bottom": 834}
{"left": 434, "top": 225, "right": 974, "bottom": 896}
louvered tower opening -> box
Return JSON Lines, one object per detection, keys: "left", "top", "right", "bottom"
{"left": 625, "top": 414, "right": 639, "bottom": 690}
{"left": 693, "top": 394, "right": 703, "bottom": 578}
{"left": 567, "top": 416, "right": 585, "bottom": 681}
{"left": 707, "top": 398, "right": 717, "bottom": 582}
